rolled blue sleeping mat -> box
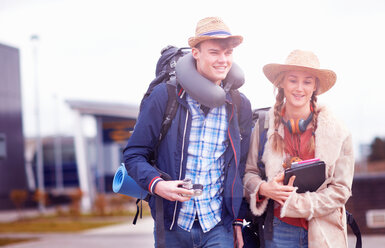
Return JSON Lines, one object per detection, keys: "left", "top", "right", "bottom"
{"left": 112, "top": 163, "right": 148, "bottom": 199}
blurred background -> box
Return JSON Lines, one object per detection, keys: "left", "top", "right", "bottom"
{"left": 1, "top": 0, "right": 385, "bottom": 247}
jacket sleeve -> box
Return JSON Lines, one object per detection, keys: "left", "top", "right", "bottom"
{"left": 280, "top": 133, "right": 355, "bottom": 220}
{"left": 235, "top": 93, "right": 253, "bottom": 222}
{"left": 122, "top": 84, "right": 168, "bottom": 194}
{"left": 243, "top": 121, "right": 270, "bottom": 216}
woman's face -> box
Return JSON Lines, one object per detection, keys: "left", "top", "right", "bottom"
{"left": 281, "top": 70, "right": 317, "bottom": 110}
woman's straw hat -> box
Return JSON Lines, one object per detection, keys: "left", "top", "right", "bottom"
{"left": 188, "top": 17, "right": 243, "bottom": 48}
{"left": 263, "top": 50, "right": 336, "bottom": 95}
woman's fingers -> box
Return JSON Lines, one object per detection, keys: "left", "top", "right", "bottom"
{"left": 276, "top": 183, "right": 295, "bottom": 193}
{"left": 288, "top": 175, "right": 296, "bottom": 186}
{"left": 274, "top": 173, "right": 285, "bottom": 183}
{"left": 260, "top": 175, "right": 297, "bottom": 203}
{"left": 258, "top": 174, "right": 297, "bottom": 205}
{"left": 268, "top": 183, "right": 296, "bottom": 203}
{"left": 275, "top": 193, "right": 292, "bottom": 205}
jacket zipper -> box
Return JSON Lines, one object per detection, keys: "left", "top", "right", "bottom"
{"left": 227, "top": 103, "right": 238, "bottom": 218}
{"left": 169, "top": 111, "right": 189, "bottom": 230}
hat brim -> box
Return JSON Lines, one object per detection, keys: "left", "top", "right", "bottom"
{"left": 188, "top": 35, "right": 243, "bottom": 48}
{"left": 263, "top": 64, "right": 336, "bottom": 95}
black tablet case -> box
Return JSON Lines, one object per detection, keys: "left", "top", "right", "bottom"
{"left": 283, "top": 161, "right": 325, "bottom": 193}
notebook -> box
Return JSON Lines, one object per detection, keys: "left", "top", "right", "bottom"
{"left": 283, "top": 160, "right": 326, "bottom": 193}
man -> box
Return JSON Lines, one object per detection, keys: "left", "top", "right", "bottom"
{"left": 123, "top": 17, "right": 252, "bottom": 247}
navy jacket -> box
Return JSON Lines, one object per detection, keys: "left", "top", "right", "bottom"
{"left": 123, "top": 83, "right": 252, "bottom": 231}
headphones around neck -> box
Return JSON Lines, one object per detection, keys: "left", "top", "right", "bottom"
{"left": 281, "top": 108, "right": 313, "bottom": 134}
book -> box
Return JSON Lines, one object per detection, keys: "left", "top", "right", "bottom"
{"left": 283, "top": 160, "right": 326, "bottom": 193}
{"left": 291, "top": 158, "right": 320, "bottom": 168}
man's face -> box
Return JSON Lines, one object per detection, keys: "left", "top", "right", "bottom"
{"left": 191, "top": 39, "right": 233, "bottom": 85}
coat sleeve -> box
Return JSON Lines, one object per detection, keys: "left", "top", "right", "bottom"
{"left": 122, "top": 84, "right": 168, "bottom": 194}
{"left": 280, "top": 133, "right": 355, "bottom": 220}
{"left": 243, "top": 121, "right": 270, "bottom": 216}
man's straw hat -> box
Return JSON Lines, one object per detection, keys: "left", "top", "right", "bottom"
{"left": 188, "top": 17, "right": 243, "bottom": 48}
{"left": 263, "top": 50, "right": 336, "bottom": 95}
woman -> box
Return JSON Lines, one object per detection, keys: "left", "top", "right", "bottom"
{"left": 243, "top": 50, "right": 354, "bottom": 247}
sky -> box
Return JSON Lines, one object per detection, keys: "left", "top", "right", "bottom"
{"left": 0, "top": 0, "right": 385, "bottom": 159}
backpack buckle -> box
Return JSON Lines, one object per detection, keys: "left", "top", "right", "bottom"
{"left": 168, "top": 71, "right": 176, "bottom": 77}
{"left": 170, "top": 60, "right": 177, "bottom": 68}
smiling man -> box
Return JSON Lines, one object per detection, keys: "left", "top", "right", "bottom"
{"left": 192, "top": 39, "right": 234, "bottom": 86}
{"left": 123, "top": 17, "right": 252, "bottom": 248}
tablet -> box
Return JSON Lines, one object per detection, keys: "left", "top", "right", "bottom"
{"left": 283, "top": 160, "right": 326, "bottom": 193}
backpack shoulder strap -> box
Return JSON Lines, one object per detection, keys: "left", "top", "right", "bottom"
{"left": 253, "top": 107, "right": 273, "bottom": 242}
{"left": 257, "top": 110, "right": 268, "bottom": 161}
{"left": 151, "top": 82, "right": 178, "bottom": 248}
{"left": 158, "top": 81, "right": 178, "bottom": 142}
{"left": 253, "top": 107, "right": 270, "bottom": 180}
{"left": 151, "top": 81, "right": 179, "bottom": 170}
{"left": 346, "top": 210, "right": 362, "bottom": 248}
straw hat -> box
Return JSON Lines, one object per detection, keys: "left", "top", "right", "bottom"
{"left": 263, "top": 50, "right": 336, "bottom": 95}
{"left": 188, "top": 17, "right": 243, "bottom": 48}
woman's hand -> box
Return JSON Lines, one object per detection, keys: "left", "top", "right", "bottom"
{"left": 259, "top": 173, "right": 296, "bottom": 205}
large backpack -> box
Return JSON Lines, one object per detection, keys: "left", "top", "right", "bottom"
{"left": 140, "top": 45, "right": 243, "bottom": 146}
{"left": 140, "top": 45, "right": 190, "bottom": 144}
{"left": 115, "top": 45, "right": 243, "bottom": 205}
{"left": 242, "top": 108, "right": 362, "bottom": 248}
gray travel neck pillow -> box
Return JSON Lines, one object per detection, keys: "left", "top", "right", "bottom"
{"left": 175, "top": 53, "right": 245, "bottom": 108}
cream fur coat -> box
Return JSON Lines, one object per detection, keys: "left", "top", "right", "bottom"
{"left": 243, "top": 105, "right": 355, "bottom": 248}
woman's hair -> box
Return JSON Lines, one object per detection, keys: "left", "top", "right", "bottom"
{"left": 270, "top": 72, "right": 320, "bottom": 155}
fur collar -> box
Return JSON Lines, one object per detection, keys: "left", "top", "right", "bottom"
{"left": 262, "top": 105, "right": 349, "bottom": 180}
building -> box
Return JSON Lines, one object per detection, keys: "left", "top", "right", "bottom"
{"left": 0, "top": 42, "right": 139, "bottom": 211}
{"left": 346, "top": 162, "right": 385, "bottom": 234}
{"left": 0, "top": 43, "right": 28, "bottom": 209}
{"left": 66, "top": 99, "right": 139, "bottom": 212}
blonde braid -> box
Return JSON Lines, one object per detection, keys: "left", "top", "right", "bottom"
{"left": 308, "top": 92, "right": 319, "bottom": 152}
{"left": 271, "top": 75, "right": 286, "bottom": 154}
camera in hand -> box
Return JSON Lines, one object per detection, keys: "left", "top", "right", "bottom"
{"left": 180, "top": 178, "right": 203, "bottom": 197}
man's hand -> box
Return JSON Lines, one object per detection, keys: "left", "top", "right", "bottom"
{"left": 233, "top": 225, "right": 244, "bottom": 248}
{"left": 154, "top": 180, "right": 194, "bottom": 202}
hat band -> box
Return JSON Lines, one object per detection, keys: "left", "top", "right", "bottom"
{"left": 199, "top": 30, "right": 232, "bottom": 37}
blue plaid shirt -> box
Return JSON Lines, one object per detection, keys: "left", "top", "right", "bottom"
{"left": 177, "top": 94, "right": 228, "bottom": 233}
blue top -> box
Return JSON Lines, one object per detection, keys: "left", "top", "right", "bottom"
{"left": 122, "top": 83, "right": 252, "bottom": 231}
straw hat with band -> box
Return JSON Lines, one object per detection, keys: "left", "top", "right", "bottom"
{"left": 263, "top": 50, "right": 336, "bottom": 95}
{"left": 188, "top": 17, "right": 243, "bottom": 48}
